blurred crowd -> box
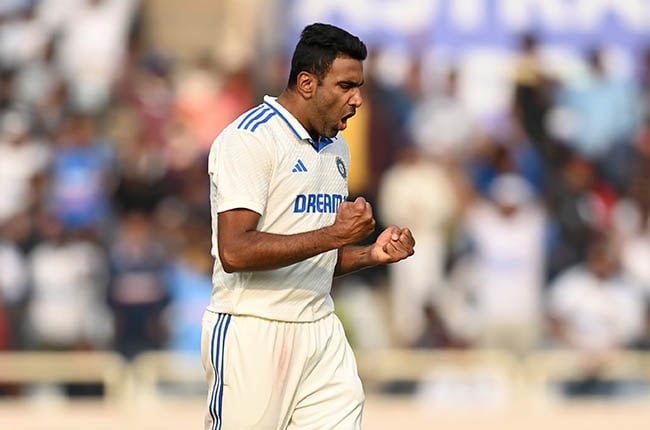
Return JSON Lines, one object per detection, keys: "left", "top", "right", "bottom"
{"left": 1, "top": 0, "right": 650, "bottom": 398}
{"left": 0, "top": 0, "right": 233, "bottom": 361}
{"left": 359, "top": 34, "right": 650, "bottom": 358}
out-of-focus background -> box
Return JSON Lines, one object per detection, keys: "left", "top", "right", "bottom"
{"left": 1, "top": 0, "right": 650, "bottom": 428}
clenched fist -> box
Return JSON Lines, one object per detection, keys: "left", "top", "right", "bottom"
{"left": 371, "top": 225, "right": 415, "bottom": 264}
{"left": 330, "top": 196, "right": 376, "bottom": 246}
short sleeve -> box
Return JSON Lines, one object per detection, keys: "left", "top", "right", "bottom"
{"left": 208, "top": 129, "right": 273, "bottom": 216}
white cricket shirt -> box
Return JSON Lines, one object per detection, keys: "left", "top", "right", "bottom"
{"left": 207, "top": 96, "right": 351, "bottom": 322}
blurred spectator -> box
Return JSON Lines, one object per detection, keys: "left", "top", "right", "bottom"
{"left": 547, "top": 236, "right": 645, "bottom": 395}
{"left": 119, "top": 50, "right": 176, "bottom": 149}
{"left": 24, "top": 213, "right": 112, "bottom": 350}
{"left": 0, "top": 4, "right": 50, "bottom": 71}
{"left": 510, "top": 33, "right": 555, "bottom": 153}
{"left": 35, "top": 76, "right": 70, "bottom": 136}
{"left": 108, "top": 210, "right": 169, "bottom": 359}
{"left": 0, "top": 216, "right": 29, "bottom": 349}
{"left": 625, "top": 122, "right": 650, "bottom": 221}
{"left": 170, "top": 155, "right": 211, "bottom": 216}
{"left": 47, "top": 114, "right": 116, "bottom": 232}
{"left": 616, "top": 202, "right": 650, "bottom": 351}
{"left": 163, "top": 212, "right": 212, "bottom": 355}
{"left": 362, "top": 49, "right": 416, "bottom": 201}
{"left": 55, "top": 0, "right": 139, "bottom": 113}
{"left": 378, "top": 146, "right": 461, "bottom": 347}
{"left": 0, "top": 69, "right": 14, "bottom": 109}
{"left": 36, "top": 0, "right": 86, "bottom": 33}
{"left": 0, "top": 109, "right": 51, "bottom": 224}
{"left": 545, "top": 153, "right": 618, "bottom": 279}
{"left": 174, "top": 54, "right": 255, "bottom": 151}
{"left": 161, "top": 120, "right": 202, "bottom": 174}
{"left": 467, "top": 136, "right": 544, "bottom": 198}
{"left": 112, "top": 128, "right": 168, "bottom": 214}
{"left": 0, "top": 0, "right": 33, "bottom": 17}
{"left": 554, "top": 48, "right": 640, "bottom": 178}
{"left": 447, "top": 173, "right": 547, "bottom": 355}
{"left": 408, "top": 68, "right": 478, "bottom": 161}
{"left": 370, "top": 47, "right": 420, "bottom": 126}
{"left": 11, "top": 36, "right": 64, "bottom": 124}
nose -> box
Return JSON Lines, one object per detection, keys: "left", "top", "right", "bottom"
{"left": 349, "top": 88, "right": 363, "bottom": 108}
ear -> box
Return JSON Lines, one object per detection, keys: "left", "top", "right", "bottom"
{"left": 296, "top": 71, "right": 316, "bottom": 99}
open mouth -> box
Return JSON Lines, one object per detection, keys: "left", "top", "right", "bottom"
{"left": 339, "top": 111, "right": 356, "bottom": 130}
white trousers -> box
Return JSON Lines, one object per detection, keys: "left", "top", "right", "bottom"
{"left": 201, "top": 311, "right": 364, "bottom": 430}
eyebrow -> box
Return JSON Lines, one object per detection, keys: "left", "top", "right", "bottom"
{"left": 338, "top": 79, "right": 364, "bottom": 87}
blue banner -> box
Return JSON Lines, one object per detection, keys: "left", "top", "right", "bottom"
{"left": 285, "top": 0, "right": 650, "bottom": 58}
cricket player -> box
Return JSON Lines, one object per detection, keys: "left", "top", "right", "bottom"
{"left": 203, "top": 22, "right": 415, "bottom": 430}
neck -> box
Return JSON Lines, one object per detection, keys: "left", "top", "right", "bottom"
{"left": 276, "top": 89, "right": 319, "bottom": 142}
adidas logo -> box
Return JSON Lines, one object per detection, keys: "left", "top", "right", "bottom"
{"left": 292, "top": 159, "right": 308, "bottom": 173}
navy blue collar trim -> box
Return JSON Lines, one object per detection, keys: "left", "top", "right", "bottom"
{"left": 263, "top": 100, "right": 337, "bottom": 152}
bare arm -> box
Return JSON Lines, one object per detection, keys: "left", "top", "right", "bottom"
{"left": 218, "top": 197, "right": 376, "bottom": 272}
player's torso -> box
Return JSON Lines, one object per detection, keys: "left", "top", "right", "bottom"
{"left": 209, "top": 101, "right": 351, "bottom": 322}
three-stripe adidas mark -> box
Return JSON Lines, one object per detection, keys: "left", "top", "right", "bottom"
{"left": 292, "top": 159, "right": 308, "bottom": 173}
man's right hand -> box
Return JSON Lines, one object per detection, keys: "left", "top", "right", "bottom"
{"left": 330, "top": 196, "right": 376, "bottom": 246}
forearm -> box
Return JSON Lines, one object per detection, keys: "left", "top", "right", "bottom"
{"left": 334, "top": 245, "right": 376, "bottom": 277}
{"left": 219, "top": 227, "right": 344, "bottom": 273}
{"left": 217, "top": 197, "right": 380, "bottom": 274}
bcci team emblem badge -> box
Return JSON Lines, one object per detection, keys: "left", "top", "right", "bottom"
{"left": 336, "top": 157, "right": 347, "bottom": 179}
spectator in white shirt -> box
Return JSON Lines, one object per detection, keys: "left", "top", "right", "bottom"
{"left": 448, "top": 173, "right": 547, "bottom": 354}
{"left": 378, "top": 146, "right": 461, "bottom": 347}
{"left": 547, "top": 236, "right": 645, "bottom": 395}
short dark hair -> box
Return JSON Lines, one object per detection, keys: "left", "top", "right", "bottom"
{"left": 287, "top": 23, "right": 367, "bottom": 87}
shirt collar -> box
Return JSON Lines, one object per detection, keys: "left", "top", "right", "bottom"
{"left": 263, "top": 95, "right": 336, "bottom": 151}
